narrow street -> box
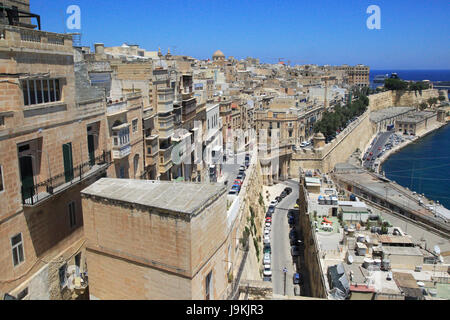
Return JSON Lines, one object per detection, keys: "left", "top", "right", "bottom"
{"left": 270, "top": 179, "right": 300, "bottom": 296}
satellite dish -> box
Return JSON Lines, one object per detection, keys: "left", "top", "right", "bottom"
{"left": 434, "top": 245, "right": 441, "bottom": 255}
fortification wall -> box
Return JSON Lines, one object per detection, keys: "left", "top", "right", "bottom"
{"left": 290, "top": 89, "right": 441, "bottom": 174}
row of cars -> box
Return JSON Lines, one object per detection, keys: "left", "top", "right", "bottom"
{"left": 228, "top": 153, "right": 251, "bottom": 196}
{"left": 288, "top": 209, "right": 302, "bottom": 288}
{"left": 262, "top": 187, "right": 293, "bottom": 281}
{"left": 228, "top": 165, "right": 247, "bottom": 196}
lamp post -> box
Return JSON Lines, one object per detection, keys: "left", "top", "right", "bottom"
{"left": 283, "top": 267, "right": 288, "bottom": 296}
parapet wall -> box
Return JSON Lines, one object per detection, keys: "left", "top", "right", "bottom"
{"left": 291, "top": 89, "right": 441, "bottom": 174}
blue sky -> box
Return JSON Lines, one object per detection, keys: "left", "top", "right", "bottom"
{"left": 31, "top": 0, "right": 450, "bottom": 69}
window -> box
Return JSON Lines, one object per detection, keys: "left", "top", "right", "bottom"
{"left": 205, "top": 271, "right": 213, "bottom": 300}
{"left": 22, "top": 79, "right": 61, "bottom": 106}
{"left": 59, "top": 263, "right": 67, "bottom": 288}
{"left": 0, "top": 116, "right": 4, "bottom": 126}
{"left": 0, "top": 165, "right": 3, "bottom": 192}
{"left": 11, "top": 233, "right": 24, "bottom": 267}
{"left": 132, "top": 119, "right": 138, "bottom": 133}
{"left": 68, "top": 201, "right": 76, "bottom": 228}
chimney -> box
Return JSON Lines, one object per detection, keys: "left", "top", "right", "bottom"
{"left": 94, "top": 43, "right": 105, "bottom": 55}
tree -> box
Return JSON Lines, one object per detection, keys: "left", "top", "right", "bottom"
{"left": 427, "top": 97, "right": 439, "bottom": 108}
{"left": 384, "top": 78, "right": 408, "bottom": 91}
{"left": 438, "top": 95, "right": 446, "bottom": 102}
{"left": 419, "top": 102, "right": 428, "bottom": 110}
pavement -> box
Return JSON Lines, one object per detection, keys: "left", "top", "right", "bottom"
{"left": 263, "top": 179, "right": 301, "bottom": 297}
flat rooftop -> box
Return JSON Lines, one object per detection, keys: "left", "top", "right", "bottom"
{"left": 382, "top": 246, "right": 423, "bottom": 257}
{"left": 370, "top": 107, "right": 415, "bottom": 123}
{"left": 81, "top": 178, "right": 227, "bottom": 216}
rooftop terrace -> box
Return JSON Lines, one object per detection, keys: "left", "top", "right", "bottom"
{"left": 81, "top": 178, "right": 227, "bottom": 216}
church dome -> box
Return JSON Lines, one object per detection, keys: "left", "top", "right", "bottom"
{"left": 213, "top": 50, "right": 225, "bottom": 58}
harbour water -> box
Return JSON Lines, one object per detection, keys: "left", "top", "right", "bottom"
{"left": 381, "top": 123, "right": 450, "bottom": 210}
{"left": 370, "top": 69, "right": 450, "bottom": 83}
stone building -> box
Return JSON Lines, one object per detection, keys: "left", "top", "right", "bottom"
{"left": 81, "top": 178, "right": 231, "bottom": 300}
{"left": 0, "top": 8, "right": 110, "bottom": 299}
{"left": 255, "top": 109, "right": 300, "bottom": 185}
{"left": 395, "top": 111, "right": 438, "bottom": 135}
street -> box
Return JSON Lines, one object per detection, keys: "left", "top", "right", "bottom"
{"left": 270, "top": 179, "right": 300, "bottom": 296}
{"left": 363, "top": 131, "right": 391, "bottom": 169}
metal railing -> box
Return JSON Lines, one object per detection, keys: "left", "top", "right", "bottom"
{"left": 21, "top": 150, "right": 111, "bottom": 205}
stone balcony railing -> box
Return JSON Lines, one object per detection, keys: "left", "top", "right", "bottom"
{"left": 0, "top": 25, "right": 73, "bottom": 53}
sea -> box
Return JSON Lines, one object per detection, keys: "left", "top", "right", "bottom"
{"left": 370, "top": 69, "right": 450, "bottom": 84}
{"left": 377, "top": 70, "right": 450, "bottom": 210}
{"left": 381, "top": 122, "right": 450, "bottom": 210}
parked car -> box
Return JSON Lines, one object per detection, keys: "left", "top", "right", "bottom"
{"left": 263, "top": 243, "right": 271, "bottom": 254}
{"left": 263, "top": 265, "right": 272, "bottom": 277}
{"left": 266, "top": 211, "right": 272, "bottom": 218}
{"left": 231, "top": 184, "right": 241, "bottom": 192}
{"left": 268, "top": 206, "right": 275, "bottom": 214}
{"left": 265, "top": 217, "right": 272, "bottom": 223}
{"left": 263, "top": 253, "right": 271, "bottom": 265}
{"left": 293, "top": 273, "right": 301, "bottom": 285}
{"left": 233, "top": 179, "right": 242, "bottom": 186}
{"left": 284, "top": 187, "right": 292, "bottom": 195}
{"left": 264, "top": 228, "right": 270, "bottom": 236}
{"left": 275, "top": 196, "right": 282, "bottom": 203}
{"left": 288, "top": 216, "right": 295, "bottom": 226}
{"left": 280, "top": 191, "right": 287, "bottom": 198}
{"left": 263, "top": 235, "right": 270, "bottom": 244}
{"left": 287, "top": 209, "right": 295, "bottom": 219}
{"left": 228, "top": 189, "right": 237, "bottom": 196}
{"left": 270, "top": 200, "right": 278, "bottom": 207}
{"left": 290, "top": 238, "right": 301, "bottom": 246}
{"left": 289, "top": 229, "right": 297, "bottom": 239}
{"left": 291, "top": 246, "right": 301, "bottom": 256}
{"left": 239, "top": 165, "right": 246, "bottom": 172}
{"left": 236, "top": 173, "right": 245, "bottom": 181}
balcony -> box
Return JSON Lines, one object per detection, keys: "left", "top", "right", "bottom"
{"left": 112, "top": 123, "right": 131, "bottom": 159}
{"left": 106, "top": 101, "right": 127, "bottom": 116}
{"left": 157, "top": 101, "right": 174, "bottom": 114}
{"left": 21, "top": 151, "right": 111, "bottom": 206}
{"left": 157, "top": 88, "right": 174, "bottom": 103}
{"left": 159, "top": 145, "right": 173, "bottom": 173}
{"left": 158, "top": 115, "right": 174, "bottom": 139}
